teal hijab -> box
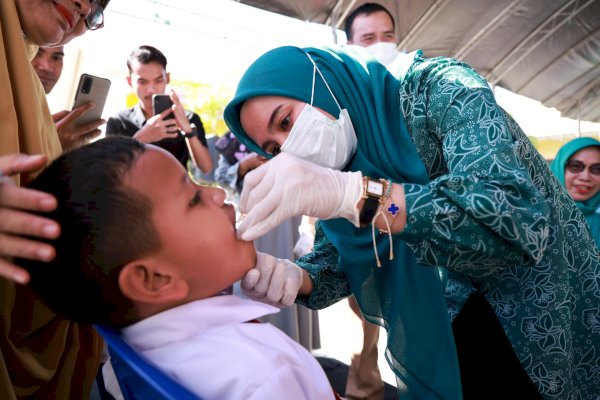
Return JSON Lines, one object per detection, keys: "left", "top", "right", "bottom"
{"left": 224, "top": 45, "right": 462, "bottom": 399}
{"left": 550, "top": 137, "right": 600, "bottom": 246}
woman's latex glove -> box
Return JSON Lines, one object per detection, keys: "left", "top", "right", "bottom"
{"left": 242, "top": 252, "right": 304, "bottom": 307}
{"left": 238, "top": 153, "right": 363, "bottom": 241}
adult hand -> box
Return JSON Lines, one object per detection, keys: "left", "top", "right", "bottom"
{"left": 0, "top": 154, "right": 60, "bottom": 284}
{"left": 53, "top": 101, "right": 105, "bottom": 150}
{"left": 133, "top": 108, "right": 179, "bottom": 143}
{"left": 169, "top": 90, "right": 192, "bottom": 132}
{"left": 237, "top": 153, "right": 363, "bottom": 240}
{"left": 242, "top": 252, "right": 303, "bottom": 307}
{"left": 238, "top": 152, "right": 267, "bottom": 177}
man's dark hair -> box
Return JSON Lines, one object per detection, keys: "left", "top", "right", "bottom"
{"left": 18, "top": 137, "right": 161, "bottom": 329}
{"left": 344, "top": 3, "right": 396, "bottom": 41}
{"left": 127, "top": 45, "right": 168, "bottom": 74}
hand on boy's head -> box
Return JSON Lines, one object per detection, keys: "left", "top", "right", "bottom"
{"left": 0, "top": 153, "right": 59, "bottom": 284}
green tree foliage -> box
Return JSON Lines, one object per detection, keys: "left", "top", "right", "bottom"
{"left": 170, "top": 79, "right": 232, "bottom": 137}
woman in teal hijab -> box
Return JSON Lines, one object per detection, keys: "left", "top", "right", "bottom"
{"left": 550, "top": 137, "right": 600, "bottom": 247}
{"left": 224, "top": 45, "right": 600, "bottom": 400}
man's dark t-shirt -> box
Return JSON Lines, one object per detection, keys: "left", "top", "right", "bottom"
{"left": 106, "top": 103, "right": 208, "bottom": 167}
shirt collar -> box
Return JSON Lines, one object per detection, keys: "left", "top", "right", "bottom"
{"left": 132, "top": 103, "right": 149, "bottom": 126}
{"left": 122, "top": 295, "right": 279, "bottom": 351}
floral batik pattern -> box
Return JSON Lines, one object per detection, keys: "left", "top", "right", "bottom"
{"left": 297, "top": 52, "right": 600, "bottom": 399}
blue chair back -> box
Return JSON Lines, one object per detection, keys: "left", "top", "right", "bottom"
{"left": 95, "top": 325, "right": 200, "bottom": 400}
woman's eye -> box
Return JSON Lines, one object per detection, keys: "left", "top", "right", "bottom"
{"left": 271, "top": 144, "right": 281, "bottom": 156}
{"left": 280, "top": 115, "right": 290, "bottom": 130}
{"left": 189, "top": 190, "right": 201, "bottom": 207}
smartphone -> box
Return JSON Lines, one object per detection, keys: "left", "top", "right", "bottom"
{"left": 72, "top": 73, "right": 111, "bottom": 126}
{"left": 152, "top": 94, "right": 174, "bottom": 119}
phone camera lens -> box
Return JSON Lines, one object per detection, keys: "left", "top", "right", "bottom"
{"left": 82, "top": 76, "right": 93, "bottom": 94}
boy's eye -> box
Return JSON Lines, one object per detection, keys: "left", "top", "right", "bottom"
{"left": 189, "top": 190, "right": 201, "bottom": 207}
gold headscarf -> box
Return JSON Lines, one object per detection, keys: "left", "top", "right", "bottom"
{"left": 0, "top": 1, "right": 102, "bottom": 398}
{"left": 0, "top": 0, "right": 62, "bottom": 180}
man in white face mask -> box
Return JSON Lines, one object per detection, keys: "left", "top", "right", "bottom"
{"left": 344, "top": 3, "right": 399, "bottom": 67}
{"left": 342, "top": 4, "right": 400, "bottom": 400}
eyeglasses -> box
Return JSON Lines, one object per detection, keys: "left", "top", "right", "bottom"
{"left": 566, "top": 160, "right": 600, "bottom": 176}
{"left": 85, "top": 1, "right": 104, "bottom": 31}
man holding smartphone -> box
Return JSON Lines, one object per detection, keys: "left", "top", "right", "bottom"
{"left": 31, "top": 45, "right": 106, "bottom": 149}
{"left": 106, "top": 45, "right": 212, "bottom": 173}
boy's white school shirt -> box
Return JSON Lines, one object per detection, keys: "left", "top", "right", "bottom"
{"left": 115, "top": 294, "right": 335, "bottom": 400}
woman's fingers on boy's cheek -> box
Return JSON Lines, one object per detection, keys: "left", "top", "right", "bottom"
{"left": 0, "top": 234, "right": 56, "bottom": 262}
{"left": 0, "top": 209, "right": 60, "bottom": 239}
{"left": 267, "top": 267, "right": 284, "bottom": 302}
{"left": 241, "top": 268, "right": 260, "bottom": 291}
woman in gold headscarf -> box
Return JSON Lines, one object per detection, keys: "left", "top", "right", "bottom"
{"left": 0, "top": 1, "right": 110, "bottom": 398}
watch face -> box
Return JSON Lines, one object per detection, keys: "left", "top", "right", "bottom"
{"left": 367, "top": 180, "right": 384, "bottom": 196}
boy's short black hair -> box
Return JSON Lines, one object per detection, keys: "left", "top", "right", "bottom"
{"left": 127, "top": 45, "right": 168, "bottom": 74}
{"left": 18, "top": 137, "right": 161, "bottom": 329}
{"left": 344, "top": 3, "right": 396, "bottom": 41}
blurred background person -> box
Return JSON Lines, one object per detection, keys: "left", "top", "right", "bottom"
{"left": 345, "top": 2, "right": 398, "bottom": 66}
{"left": 31, "top": 46, "right": 65, "bottom": 94}
{"left": 106, "top": 45, "right": 212, "bottom": 174}
{"left": 550, "top": 137, "right": 600, "bottom": 247}
{"left": 31, "top": 45, "right": 106, "bottom": 149}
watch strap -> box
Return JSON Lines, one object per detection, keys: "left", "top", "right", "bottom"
{"left": 182, "top": 123, "right": 198, "bottom": 139}
{"left": 359, "top": 196, "right": 380, "bottom": 225}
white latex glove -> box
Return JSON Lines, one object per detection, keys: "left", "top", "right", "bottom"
{"left": 238, "top": 153, "right": 363, "bottom": 240}
{"left": 242, "top": 252, "right": 304, "bottom": 308}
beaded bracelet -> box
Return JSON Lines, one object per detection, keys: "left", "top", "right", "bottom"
{"left": 370, "top": 179, "right": 400, "bottom": 267}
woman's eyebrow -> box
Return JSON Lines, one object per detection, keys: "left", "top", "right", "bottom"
{"left": 267, "top": 104, "right": 283, "bottom": 132}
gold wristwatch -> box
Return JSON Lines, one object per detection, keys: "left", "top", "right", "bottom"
{"left": 359, "top": 177, "right": 384, "bottom": 226}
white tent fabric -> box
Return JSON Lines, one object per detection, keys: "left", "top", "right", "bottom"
{"left": 236, "top": 0, "right": 600, "bottom": 123}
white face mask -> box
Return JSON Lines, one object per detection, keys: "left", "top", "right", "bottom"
{"left": 281, "top": 105, "right": 357, "bottom": 170}
{"left": 365, "top": 42, "right": 399, "bottom": 66}
{"left": 280, "top": 54, "right": 358, "bottom": 170}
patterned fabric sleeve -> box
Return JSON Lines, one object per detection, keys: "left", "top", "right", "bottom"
{"left": 295, "top": 221, "right": 352, "bottom": 309}
{"left": 398, "top": 58, "right": 551, "bottom": 279}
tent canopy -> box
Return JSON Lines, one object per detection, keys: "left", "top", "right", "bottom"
{"left": 237, "top": 0, "right": 600, "bottom": 123}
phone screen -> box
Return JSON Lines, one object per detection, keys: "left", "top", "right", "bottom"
{"left": 152, "top": 94, "right": 174, "bottom": 119}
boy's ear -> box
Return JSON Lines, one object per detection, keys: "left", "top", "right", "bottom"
{"left": 126, "top": 74, "right": 133, "bottom": 88}
{"left": 118, "top": 260, "right": 189, "bottom": 304}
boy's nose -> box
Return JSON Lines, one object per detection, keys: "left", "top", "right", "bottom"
{"left": 208, "top": 187, "right": 227, "bottom": 206}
